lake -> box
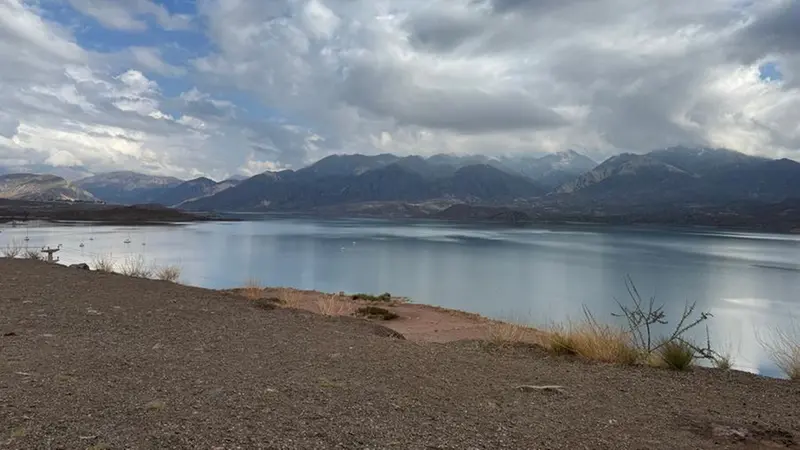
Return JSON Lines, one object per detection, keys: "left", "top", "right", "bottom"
{"left": 2, "top": 218, "right": 799, "bottom": 378}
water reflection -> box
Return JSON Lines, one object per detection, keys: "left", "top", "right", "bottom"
{"left": 2, "top": 219, "right": 799, "bottom": 378}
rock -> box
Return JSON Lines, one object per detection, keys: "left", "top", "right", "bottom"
{"left": 370, "top": 325, "right": 406, "bottom": 340}
{"left": 712, "top": 425, "right": 749, "bottom": 441}
{"left": 69, "top": 263, "right": 91, "bottom": 270}
{"left": 516, "top": 385, "right": 566, "bottom": 394}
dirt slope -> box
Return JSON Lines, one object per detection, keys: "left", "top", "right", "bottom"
{"left": 1, "top": 259, "right": 798, "bottom": 449}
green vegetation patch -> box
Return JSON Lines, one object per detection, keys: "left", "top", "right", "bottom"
{"left": 354, "top": 306, "right": 399, "bottom": 321}
{"left": 351, "top": 292, "right": 392, "bottom": 302}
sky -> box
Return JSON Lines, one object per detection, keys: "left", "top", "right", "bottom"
{"left": 0, "top": 0, "right": 798, "bottom": 180}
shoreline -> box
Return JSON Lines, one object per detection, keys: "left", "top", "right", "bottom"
{"left": 0, "top": 199, "right": 240, "bottom": 225}
{"left": 1, "top": 196, "right": 798, "bottom": 234}
{"left": 207, "top": 209, "right": 800, "bottom": 236}
{"left": 224, "top": 285, "right": 774, "bottom": 380}
{"left": 231, "top": 285, "right": 522, "bottom": 344}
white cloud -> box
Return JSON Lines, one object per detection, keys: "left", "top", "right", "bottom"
{"left": 0, "top": 1, "right": 281, "bottom": 179}
{"left": 2, "top": 0, "right": 800, "bottom": 180}
{"left": 45, "top": 150, "right": 84, "bottom": 167}
{"left": 129, "top": 47, "right": 186, "bottom": 77}
{"left": 194, "top": 0, "right": 800, "bottom": 162}
{"left": 302, "top": 0, "right": 341, "bottom": 39}
{"left": 239, "top": 157, "right": 286, "bottom": 177}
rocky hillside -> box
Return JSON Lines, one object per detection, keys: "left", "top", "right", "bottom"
{"left": 556, "top": 147, "right": 800, "bottom": 205}
{"left": 151, "top": 177, "right": 241, "bottom": 207}
{"left": 75, "top": 171, "right": 183, "bottom": 204}
{"left": 0, "top": 174, "right": 97, "bottom": 202}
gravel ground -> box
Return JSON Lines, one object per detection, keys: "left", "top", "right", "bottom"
{"left": 1, "top": 259, "right": 798, "bottom": 449}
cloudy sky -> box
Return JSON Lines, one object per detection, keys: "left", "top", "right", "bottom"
{"left": 0, "top": 0, "right": 798, "bottom": 180}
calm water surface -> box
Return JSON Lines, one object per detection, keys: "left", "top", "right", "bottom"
{"left": 3, "top": 218, "right": 799, "bottom": 378}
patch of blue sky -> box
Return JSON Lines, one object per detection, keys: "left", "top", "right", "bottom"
{"left": 759, "top": 62, "right": 783, "bottom": 82}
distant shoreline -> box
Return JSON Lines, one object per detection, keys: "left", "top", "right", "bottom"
{"left": 216, "top": 208, "right": 800, "bottom": 236}
{"left": 0, "top": 199, "right": 238, "bottom": 226}
{"left": 2, "top": 198, "right": 797, "bottom": 235}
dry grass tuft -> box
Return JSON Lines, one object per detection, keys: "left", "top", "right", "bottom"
{"left": 241, "top": 278, "right": 264, "bottom": 300}
{"left": 23, "top": 248, "right": 42, "bottom": 260}
{"left": 316, "top": 294, "right": 355, "bottom": 316}
{"left": 657, "top": 339, "right": 695, "bottom": 371}
{"left": 546, "top": 321, "right": 640, "bottom": 365}
{"left": 92, "top": 253, "right": 116, "bottom": 273}
{"left": 487, "top": 321, "right": 539, "bottom": 347}
{"left": 713, "top": 353, "right": 734, "bottom": 371}
{"left": 759, "top": 323, "right": 800, "bottom": 380}
{"left": 2, "top": 239, "right": 23, "bottom": 258}
{"left": 277, "top": 288, "right": 303, "bottom": 307}
{"left": 154, "top": 264, "right": 181, "bottom": 283}
{"left": 118, "top": 255, "right": 151, "bottom": 278}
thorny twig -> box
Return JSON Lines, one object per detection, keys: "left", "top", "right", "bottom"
{"left": 612, "top": 275, "right": 717, "bottom": 361}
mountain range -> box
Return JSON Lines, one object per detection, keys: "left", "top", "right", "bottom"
{"left": 2, "top": 148, "right": 799, "bottom": 226}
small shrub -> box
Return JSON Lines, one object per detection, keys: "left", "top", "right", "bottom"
{"left": 355, "top": 306, "right": 399, "bottom": 321}
{"left": 154, "top": 265, "right": 181, "bottom": 283}
{"left": 351, "top": 292, "right": 392, "bottom": 302}
{"left": 758, "top": 323, "right": 800, "bottom": 380}
{"left": 316, "top": 294, "right": 354, "bottom": 316}
{"left": 92, "top": 254, "right": 115, "bottom": 272}
{"left": 119, "top": 255, "right": 151, "bottom": 278}
{"left": 241, "top": 279, "right": 263, "bottom": 300}
{"left": 2, "top": 239, "right": 23, "bottom": 258}
{"left": 23, "top": 248, "right": 42, "bottom": 260}
{"left": 657, "top": 339, "right": 695, "bottom": 371}
{"left": 613, "top": 276, "right": 713, "bottom": 358}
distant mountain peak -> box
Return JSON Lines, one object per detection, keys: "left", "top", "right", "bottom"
{"left": 186, "top": 176, "right": 217, "bottom": 185}
{"left": 303, "top": 153, "right": 401, "bottom": 177}
{"left": 557, "top": 149, "right": 585, "bottom": 158}
{"left": 539, "top": 149, "right": 596, "bottom": 168}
